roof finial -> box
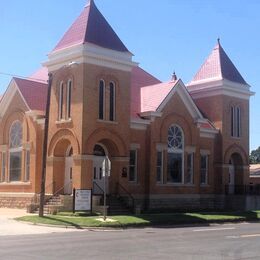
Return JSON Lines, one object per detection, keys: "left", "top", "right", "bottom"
{"left": 217, "top": 37, "right": 220, "bottom": 45}
{"left": 85, "top": 0, "right": 93, "bottom": 7}
{"left": 171, "top": 71, "right": 177, "bottom": 81}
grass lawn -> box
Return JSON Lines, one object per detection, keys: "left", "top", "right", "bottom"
{"left": 16, "top": 210, "right": 260, "bottom": 228}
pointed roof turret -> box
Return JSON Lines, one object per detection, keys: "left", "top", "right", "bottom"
{"left": 190, "top": 39, "right": 247, "bottom": 85}
{"left": 53, "top": 0, "right": 129, "bottom": 53}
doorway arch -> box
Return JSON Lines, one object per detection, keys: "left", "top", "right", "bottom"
{"left": 64, "top": 145, "right": 73, "bottom": 195}
{"left": 92, "top": 144, "right": 108, "bottom": 195}
{"left": 228, "top": 153, "right": 244, "bottom": 194}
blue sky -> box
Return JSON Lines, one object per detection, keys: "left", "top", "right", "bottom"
{"left": 0, "top": 0, "right": 259, "bottom": 150}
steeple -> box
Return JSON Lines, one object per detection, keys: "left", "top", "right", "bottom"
{"left": 190, "top": 39, "right": 247, "bottom": 85}
{"left": 52, "top": 0, "right": 129, "bottom": 53}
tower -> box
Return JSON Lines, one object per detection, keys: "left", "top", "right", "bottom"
{"left": 187, "top": 40, "right": 254, "bottom": 192}
{"left": 43, "top": 0, "right": 137, "bottom": 195}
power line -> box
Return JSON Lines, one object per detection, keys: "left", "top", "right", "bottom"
{"left": 0, "top": 71, "right": 47, "bottom": 83}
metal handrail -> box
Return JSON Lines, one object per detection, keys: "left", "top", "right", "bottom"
{"left": 117, "top": 182, "right": 135, "bottom": 210}
{"left": 45, "top": 181, "right": 55, "bottom": 194}
{"left": 93, "top": 181, "right": 105, "bottom": 195}
{"left": 32, "top": 181, "right": 55, "bottom": 204}
{"left": 39, "top": 181, "right": 71, "bottom": 207}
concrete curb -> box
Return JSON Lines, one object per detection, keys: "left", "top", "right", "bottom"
{"left": 15, "top": 218, "right": 260, "bottom": 231}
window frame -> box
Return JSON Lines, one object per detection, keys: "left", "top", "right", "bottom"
{"left": 156, "top": 151, "right": 163, "bottom": 183}
{"left": 9, "top": 121, "right": 23, "bottom": 182}
{"left": 109, "top": 81, "right": 116, "bottom": 121}
{"left": 231, "top": 105, "right": 241, "bottom": 138}
{"left": 200, "top": 154, "right": 208, "bottom": 185}
{"left": 25, "top": 149, "right": 30, "bottom": 182}
{"left": 129, "top": 149, "right": 137, "bottom": 182}
{"left": 98, "top": 79, "right": 105, "bottom": 120}
{"left": 66, "top": 79, "right": 72, "bottom": 120}
{"left": 167, "top": 125, "right": 184, "bottom": 184}
{"left": 186, "top": 153, "right": 194, "bottom": 184}
{"left": 58, "top": 81, "right": 64, "bottom": 120}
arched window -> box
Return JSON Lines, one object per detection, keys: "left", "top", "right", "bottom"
{"left": 231, "top": 105, "right": 241, "bottom": 137}
{"left": 59, "top": 82, "right": 64, "bottom": 120}
{"left": 9, "top": 121, "right": 23, "bottom": 182}
{"left": 167, "top": 125, "right": 184, "bottom": 183}
{"left": 66, "top": 79, "right": 72, "bottom": 119}
{"left": 99, "top": 80, "right": 105, "bottom": 120}
{"left": 109, "top": 82, "right": 116, "bottom": 121}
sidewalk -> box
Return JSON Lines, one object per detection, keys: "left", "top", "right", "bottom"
{"left": 0, "top": 208, "right": 78, "bottom": 236}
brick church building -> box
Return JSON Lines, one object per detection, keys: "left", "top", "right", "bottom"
{"left": 0, "top": 0, "right": 254, "bottom": 211}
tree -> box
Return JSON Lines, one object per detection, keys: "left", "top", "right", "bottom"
{"left": 250, "top": 147, "right": 260, "bottom": 164}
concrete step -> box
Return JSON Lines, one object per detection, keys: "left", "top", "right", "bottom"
{"left": 108, "top": 196, "right": 132, "bottom": 215}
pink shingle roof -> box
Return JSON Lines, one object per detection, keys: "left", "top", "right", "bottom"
{"left": 30, "top": 67, "right": 48, "bottom": 83}
{"left": 131, "top": 67, "right": 161, "bottom": 117}
{"left": 53, "top": 0, "right": 128, "bottom": 53}
{"left": 141, "top": 80, "right": 177, "bottom": 113}
{"left": 191, "top": 41, "right": 247, "bottom": 85}
{"left": 13, "top": 78, "right": 48, "bottom": 111}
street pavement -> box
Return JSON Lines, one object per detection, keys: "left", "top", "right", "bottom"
{"left": 0, "top": 211, "right": 259, "bottom": 260}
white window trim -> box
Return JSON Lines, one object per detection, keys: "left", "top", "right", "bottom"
{"left": 236, "top": 106, "right": 241, "bottom": 137}
{"left": 58, "top": 81, "right": 64, "bottom": 121}
{"left": 9, "top": 148, "right": 23, "bottom": 182}
{"left": 167, "top": 124, "right": 185, "bottom": 184}
{"left": 66, "top": 79, "right": 72, "bottom": 120}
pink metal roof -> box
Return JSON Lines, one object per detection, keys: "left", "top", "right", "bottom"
{"left": 13, "top": 77, "right": 47, "bottom": 111}
{"left": 191, "top": 41, "right": 247, "bottom": 85}
{"left": 30, "top": 67, "right": 48, "bottom": 83}
{"left": 131, "top": 67, "right": 161, "bottom": 117}
{"left": 53, "top": 0, "right": 128, "bottom": 53}
{"left": 141, "top": 80, "right": 178, "bottom": 113}
{"left": 199, "top": 121, "right": 216, "bottom": 130}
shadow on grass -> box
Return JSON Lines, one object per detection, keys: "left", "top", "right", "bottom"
{"left": 41, "top": 216, "right": 84, "bottom": 229}
{"left": 136, "top": 213, "right": 209, "bottom": 227}
{"left": 130, "top": 210, "right": 260, "bottom": 228}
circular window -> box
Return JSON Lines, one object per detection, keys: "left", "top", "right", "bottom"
{"left": 168, "top": 125, "right": 183, "bottom": 150}
{"left": 10, "top": 121, "right": 22, "bottom": 148}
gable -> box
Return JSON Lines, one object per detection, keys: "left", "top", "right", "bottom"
{"left": 13, "top": 78, "right": 47, "bottom": 111}
{"left": 0, "top": 80, "right": 30, "bottom": 119}
{"left": 157, "top": 80, "right": 203, "bottom": 120}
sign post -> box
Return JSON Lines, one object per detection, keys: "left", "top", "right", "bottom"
{"left": 102, "top": 156, "right": 111, "bottom": 221}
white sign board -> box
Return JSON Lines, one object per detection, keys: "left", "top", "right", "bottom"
{"left": 74, "top": 189, "right": 91, "bottom": 211}
{"left": 102, "top": 156, "right": 111, "bottom": 177}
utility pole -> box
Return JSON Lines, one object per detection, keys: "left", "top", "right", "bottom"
{"left": 39, "top": 72, "right": 53, "bottom": 217}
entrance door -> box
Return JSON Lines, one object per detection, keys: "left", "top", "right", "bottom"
{"left": 228, "top": 164, "right": 235, "bottom": 194}
{"left": 64, "top": 157, "right": 73, "bottom": 194}
{"left": 93, "top": 156, "right": 109, "bottom": 195}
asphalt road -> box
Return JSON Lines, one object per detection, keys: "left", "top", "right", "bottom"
{"left": 0, "top": 222, "right": 260, "bottom": 260}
